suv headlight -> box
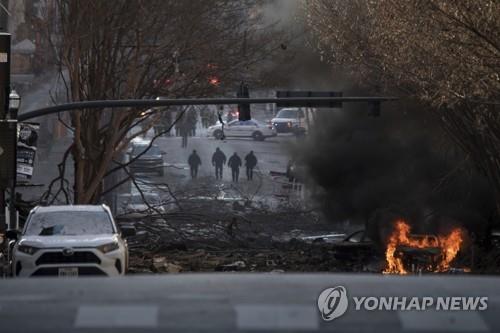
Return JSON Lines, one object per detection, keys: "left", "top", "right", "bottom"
{"left": 97, "top": 242, "right": 119, "bottom": 253}
{"left": 17, "top": 244, "right": 40, "bottom": 255}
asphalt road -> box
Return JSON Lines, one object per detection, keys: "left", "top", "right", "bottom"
{"left": 134, "top": 132, "right": 304, "bottom": 206}
{"left": 20, "top": 126, "right": 300, "bottom": 205}
{"left": 155, "top": 132, "right": 295, "bottom": 182}
{"left": 0, "top": 273, "right": 498, "bottom": 332}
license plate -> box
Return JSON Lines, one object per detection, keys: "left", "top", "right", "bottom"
{"left": 58, "top": 267, "right": 78, "bottom": 277}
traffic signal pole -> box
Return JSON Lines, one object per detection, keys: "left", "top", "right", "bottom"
{"left": 17, "top": 96, "right": 397, "bottom": 122}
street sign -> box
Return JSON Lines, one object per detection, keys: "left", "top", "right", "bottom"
{"left": 17, "top": 122, "right": 40, "bottom": 181}
{"left": 276, "top": 91, "right": 343, "bottom": 108}
{"left": 0, "top": 120, "right": 16, "bottom": 188}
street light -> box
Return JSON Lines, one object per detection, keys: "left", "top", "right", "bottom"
{"left": 9, "top": 89, "right": 20, "bottom": 119}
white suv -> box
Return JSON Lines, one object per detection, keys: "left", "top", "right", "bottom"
{"left": 271, "top": 108, "right": 305, "bottom": 134}
{"left": 9, "top": 205, "right": 134, "bottom": 277}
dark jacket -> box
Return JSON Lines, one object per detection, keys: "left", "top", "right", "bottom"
{"left": 245, "top": 153, "right": 257, "bottom": 168}
{"left": 212, "top": 150, "right": 227, "bottom": 166}
{"left": 228, "top": 155, "right": 242, "bottom": 169}
{"left": 188, "top": 153, "right": 202, "bottom": 167}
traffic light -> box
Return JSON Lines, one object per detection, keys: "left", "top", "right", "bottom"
{"left": 276, "top": 91, "right": 343, "bottom": 108}
{"left": 237, "top": 82, "right": 251, "bottom": 121}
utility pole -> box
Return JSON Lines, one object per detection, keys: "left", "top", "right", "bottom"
{"left": 0, "top": 32, "right": 10, "bottom": 232}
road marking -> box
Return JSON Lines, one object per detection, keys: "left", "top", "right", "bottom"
{"left": 168, "top": 294, "right": 227, "bottom": 301}
{"left": 74, "top": 305, "right": 159, "bottom": 328}
{"left": 398, "top": 311, "right": 489, "bottom": 332}
{"left": 235, "top": 304, "right": 318, "bottom": 330}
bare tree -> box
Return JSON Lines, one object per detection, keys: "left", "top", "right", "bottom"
{"left": 302, "top": 0, "right": 500, "bottom": 212}
{"left": 41, "top": 0, "right": 287, "bottom": 204}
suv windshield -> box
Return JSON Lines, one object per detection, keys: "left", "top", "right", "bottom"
{"left": 24, "top": 211, "right": 114, "bottom": 236}
{"left": 276, "top": 109, "right": 298, "bottom": 118}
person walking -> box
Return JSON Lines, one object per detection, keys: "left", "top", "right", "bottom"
{"left": 175, "top": 121, "right": 181, "bottom": 137}
{"left": 211, "top": 147, "right": 227, "bottom": 180}
{"left": 228, "top": 152, "right": 242, "bottom": 182}
{"left": 180, "top": 122, "right": 189, "bottom": 148}
{"left": 188, "top": 150, "right": 202, "bottom": 179}
{"left": 244, "top": 150, "right": 258, "bottom": 181}
{"left": 186, "top": 107, "right": 198, "bottom": 137}
{"left": 200, "top": 107, "right": 209, "bottom": 128}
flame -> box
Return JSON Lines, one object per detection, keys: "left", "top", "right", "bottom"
{"left": 383, "top": 220, "right": 464, "bottom": 274}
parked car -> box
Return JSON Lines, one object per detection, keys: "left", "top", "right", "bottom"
{"left": 119, "top": 192, "right": 166, "bottom": 217}
{"left": 207, "top": 119, "right": 277, "bottom": 141}
{"left": 128, "top": 142, "right": 165, "bottom": 176}
{"left": 271, "top": 108, "right": 306, "bottom": 134}
{"left": 331, "top": 230, "right": 378, "bottom": 261}
{"left": 8, "top": 205, "right": 135, "bottom": 277}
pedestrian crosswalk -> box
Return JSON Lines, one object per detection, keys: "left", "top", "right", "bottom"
{"left": 67, "top": 303, "right": 491, "bottom": 331}
{"left": 0, "top": 275, "right": 497, "bottom": 333}
{"left": 0, "top": 300, "right": 490, "bottom": 332}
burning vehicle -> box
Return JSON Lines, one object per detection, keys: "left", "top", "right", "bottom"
{"left": 384, "top": 220, "right": 467, "bottom": 275}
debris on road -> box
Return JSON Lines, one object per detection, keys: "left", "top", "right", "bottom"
{"left": 122, "top": 190, "right": 383, "bottom": 274}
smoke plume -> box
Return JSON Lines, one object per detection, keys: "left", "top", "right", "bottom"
{"left": 295, "top": 100, "right": 495, "bottom": 239}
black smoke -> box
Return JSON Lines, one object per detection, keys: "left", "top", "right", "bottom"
{"left": 295, "top": 99, "right": 496, "bottom": 242}
{"left": 256, "top": 0, "right": 496, "bottom": 242}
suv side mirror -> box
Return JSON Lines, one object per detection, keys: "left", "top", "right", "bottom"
{"left": 6, "top": 229, "right": 19, "bottom": 240}
{"left": 121, "top": 226, "right": 136, "bottom": 237}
